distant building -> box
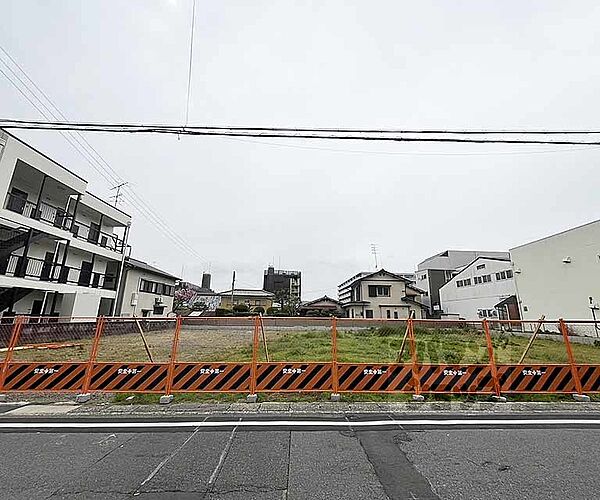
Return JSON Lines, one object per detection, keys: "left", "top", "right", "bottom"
{"left": 219, "top": 289, "right": 275, "bottom": 311}
{"left": 415, "top": 250, "right": 510, "bottom": 317}
{"left": 439, "top": 256, "right": 519, "bottom": 321}
{"left": 115, "top": 257, "right": 180, "bottom": 317}
{"left": 263, "top": 266, "right": 301, "bottom": 300}
{"left": 338, "top": 269, "right": 428, "bottom": 319}
{"left": 298, "top": 295, "right": 344, "bottom": 316}
{"left": 511, "top": 220, "right": 600, "bottom": 336}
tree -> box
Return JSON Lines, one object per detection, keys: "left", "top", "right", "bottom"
{"left": 274, "top": 289, "right": 300, "bottom": 316}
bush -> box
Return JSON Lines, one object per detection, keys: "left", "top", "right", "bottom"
{"left": 232, "top": 304, "right": 250, "bottom": 313}
{"left": 254, "top": 306, "right": 265, "bottom": 314}
{"left": 215, "top": 307, "right": 233, "bottom": 317}
{"left": 266, "top": 307, "right": 279, "bottom": 315}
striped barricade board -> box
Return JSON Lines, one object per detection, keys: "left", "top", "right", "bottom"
{"left": 171, "top": 363, "right": 251, "bottom": 392}
{"left": 497, "top": 365, "right": 576, "bottom": 393}
{"left": 255, "top": 362, "right": 332, "bottom": 392}
{"left": 337, "top": 364, "right": 414, "bottom": 392}
{"left": 1, "top": 362, "right": 86, "bottom": 391}
{"left": 417, "top": 365, "right": 495, "bottom": 394}
{"left": 89, "top": 363, "right": 168, "bottom": 393}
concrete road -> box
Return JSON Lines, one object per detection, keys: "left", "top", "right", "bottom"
{"left": 0, "top": 414, "right": 599, "bottom": 499}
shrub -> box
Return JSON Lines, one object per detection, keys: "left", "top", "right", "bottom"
{"left": 215, "top": 307, "right": 233, "bottom": 317}
{"left": 254, "top": 306, "right": 265, "bottom": 314}
{"left": 266, "top": 307, "right": 279, "bottom": 315}
{"left": 232, "top": 304, "right": 250, "bottom": 313}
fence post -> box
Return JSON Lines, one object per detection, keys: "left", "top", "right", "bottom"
{"left": 161, "top": 316, "right": 181, "bottom": 404}
{"left": 76, "top": 316, "right": 105, "bottom": 403}
{"left": 408, "top": 317, "right": 423, "bottom": 401}
{"left": 559, "top": 318, "right": 588, "bottom": 401}
{"left": 331, "top": 316, "right": 340, "bottom": 401}
{"left": 0, "top": 316, "right": 25, "bottom": 396}
{"left": 483, "top": 319, "right": 504, "bottom": 401}
{"left": 246, "top": 315, "right": 259, "bottom": 403}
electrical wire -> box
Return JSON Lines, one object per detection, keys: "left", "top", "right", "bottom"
{"left": 184, "top": 0, "right": 197, "bottom": 126}
{"left": 0, "top": 47, "right": 206, "bottom": 265}
{"left": 2, "top": 119, "right": 600, "bottom": 146}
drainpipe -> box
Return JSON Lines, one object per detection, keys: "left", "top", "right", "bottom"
{"left": 112, "top": 222, "right": 131, "bottom": 316}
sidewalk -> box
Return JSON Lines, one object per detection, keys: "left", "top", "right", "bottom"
{"left": 2, "top": 399, "right": 600, "bottom": 417}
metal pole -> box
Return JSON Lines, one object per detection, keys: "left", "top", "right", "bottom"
{"left": 408, "top": 317, "right": 421, "bottom": 396}
{"left": 559, "top": 318, "right": 584, "bottom": 396}
{"left": 112, "top": 222, "right": 131, "bottom": 316}
{"left": 0, "top": 316, "right": 25, "bottom": 392}
{"left": 331, "top": 316, "right": 339, "bottom": 396}
{"left": 483, "top": 319, "right": 502, "bottom": 397}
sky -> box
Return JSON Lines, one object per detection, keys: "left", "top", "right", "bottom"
{"left": 1, "top": 0, "right": 600, "bottom": 299}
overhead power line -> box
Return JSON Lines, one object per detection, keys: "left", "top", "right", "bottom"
{"left": 0, "top": 46, "right": 206, "bottom": 265}
{"left": 2, "top": 119, "right": 600, "bottom": 146}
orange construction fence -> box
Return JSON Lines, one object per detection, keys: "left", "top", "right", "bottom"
{"left": 0, "top": 315, "right": 599, "bottom": 398}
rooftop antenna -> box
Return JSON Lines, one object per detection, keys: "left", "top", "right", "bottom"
{"left": 109, "top": 181, "right": 128, "bottom": 207}
{"left": 371, "top": 243, "right": 379, "bottom": 270}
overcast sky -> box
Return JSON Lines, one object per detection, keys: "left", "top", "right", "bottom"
{"left": 2, "top": 1, "right": 600, "bottom": 298}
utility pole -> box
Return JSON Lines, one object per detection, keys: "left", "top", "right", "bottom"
{"left": 371, "top": 243, "right": 379, "bottom": 270}
{"left": 231, "top": 270, "right": 236, "bottom": 308}
{"left": 110, "top": 182, "right": 128, "bottom": 207}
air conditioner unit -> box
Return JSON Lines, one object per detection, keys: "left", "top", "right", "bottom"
{"left": 130, "top": 292, "right": 138, "bottom": 306}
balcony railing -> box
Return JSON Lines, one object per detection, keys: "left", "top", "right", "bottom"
{"left": 4, "top": 192, "right": 125, "bottom": 253}
{"left": 0, "top": 253, "right": 117, "bottom": 290}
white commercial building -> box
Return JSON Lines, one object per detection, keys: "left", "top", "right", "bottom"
{"left": 415, "top": 250, "right": 510, "bottom": 317}
{"left": 338, "top": 269, "right": 427, "bottom": 319}
{"left": 0, "top": 130, "right": 131, "bottom": 318}
{"left": 439, "top": 256, "right": 518, "bottom": 321}
{"left": 510, "top": 220, "right": 600, "bottom": 336}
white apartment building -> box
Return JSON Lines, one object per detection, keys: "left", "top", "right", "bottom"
{"left": 439, "top": 256, "right": 518, "bottom": 321}
{"left": 415, "top": 250, "right": 510, "bottom": 316}
{"left": 338, "top": 269, "right": 427, "bottom": 319}
{"left": 115, "top": 257, "right": 179, "bottom": 317}
{"left": 510, "top": 220, "right": 600, "bottom": 335}
{"left": 0, "top": 130, "right": 131, "bottom": 318}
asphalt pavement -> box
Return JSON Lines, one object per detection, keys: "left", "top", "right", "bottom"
{"left": 0, "top": 411, "right": 599, "bottom": 499}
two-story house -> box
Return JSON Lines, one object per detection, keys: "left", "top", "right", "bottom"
{"left": 338, "top": 269, "right": 427, "bottom": 319}
{"left": 0, "top": 130, "right": 131, "bottom": 319}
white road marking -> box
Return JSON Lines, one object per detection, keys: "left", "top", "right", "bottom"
{"left": 208, "top": 418, "right": 241, "bottom": 486}
{"left": 0, "top": 418, "right": 600, "bottom": 429}
{"left": 133, "top": 425, "right": 202, "bottom": 495}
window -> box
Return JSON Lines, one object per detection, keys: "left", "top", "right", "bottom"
{"left": 476, "top": 264, "right": 486, "bottom": 270}
{"left": 394, "top": 311, "right": 398, "bottom": 319}
{"left": 474, "top": 276, "right": 482, "bottom": 285}
{"left": 420, "top": 274, "right": 426, "bottom": 280}
{"left": 366, "top": 310, "right": 374, "bottom": 318}
{"left": 483, "top": 275, "right": 491, "bottom": 283}
{"left": 496, "top": 270, "right": 512, "bottom": 281}
{"left": 140, "top": 279, "right": 153, "bottom": 293}
{"left": 456, "top": 280, "right": 463, "bottom": 288}
{"left": 386, "top": 310, "right": 391, "bottom": 319}
{"left": 139, "top": 279, "right": 174, "bottom": 296}
{"left": 463, "top": 278, "right": 471, "bottom": 286}
{"left": 368, "top": 285, "right": 390, "bottom": 297}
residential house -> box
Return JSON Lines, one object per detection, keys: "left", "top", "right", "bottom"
{"left": 0, "top": 129, "right": 130, "bottom": 318}
{"left": 510, "top": 219, "right": 600, "bottom": 336}
{"left": 415, "top": 250, "right": 510, "bottom": 317}
{"left": 115, "top": 257, "right": 179, "bottom": 317}
{"left": 298, "top": 295, "right": 344, "bottom": 316}
{"left": 176, "top": 273, "right": 220, "bottom": 312}
{"left": 439, "top": 256, "right": 519, "bottom": 321}
{"left": 338, "top": 269, "right": 427, "bottom": 319}
{"left": 219, "top": 289, "right": 275, "bottom": 311}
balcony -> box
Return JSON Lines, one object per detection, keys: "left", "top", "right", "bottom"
{"left": 4, "top": 192, "right": 125, "bottom": 253}
{"left": 0, "top": 252, "right": 117, "bottom": 291}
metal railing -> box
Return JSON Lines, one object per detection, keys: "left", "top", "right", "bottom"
{"left": 4, "top": 192, "right": 125, "bottom": 253}
{"left": 0, "top": 253, "right": 116, "bottom": 290}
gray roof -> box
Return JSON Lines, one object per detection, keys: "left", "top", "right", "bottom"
{"left": 126, "top": 257, "right": 181, "bottom": 281}
{"left": 417, "top": 250, "right": 510, "bottom": 271}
